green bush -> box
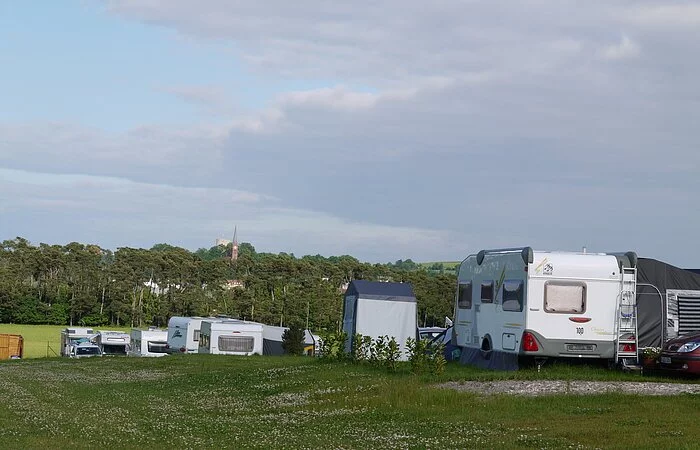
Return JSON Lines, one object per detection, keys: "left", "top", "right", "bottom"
{"left": 282, "top": 323, "right": 306, "bottom": 355}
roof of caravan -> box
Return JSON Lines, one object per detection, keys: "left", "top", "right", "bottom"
{"left": 131, "top": 329, "right": 168, "bottom": 339}
{"left": 205, "top": 320, "right": 264, "bottom": 331}
{"left": 345, "top": 280, "right": 416, "bottom": 302}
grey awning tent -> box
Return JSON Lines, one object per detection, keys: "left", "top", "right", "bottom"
{"left": 637, "top": 258, "right": 700, "bottom": 347}
{"left": 262, "top": 325, "right": 317, "bottom": 356}
{"left": 342, "top": 280, "right": 417, "bottom": 361}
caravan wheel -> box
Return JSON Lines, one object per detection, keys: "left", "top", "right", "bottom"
{"left": 480, "top": 336, "right": 493, "bottom": 361}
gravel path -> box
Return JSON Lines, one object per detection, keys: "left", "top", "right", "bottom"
{"left": 439, "top": 380, "right": 700, "bottom": 396}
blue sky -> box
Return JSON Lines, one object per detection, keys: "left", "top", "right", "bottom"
{"left": 1, "top": 1, "right": 699, "bottom": 266}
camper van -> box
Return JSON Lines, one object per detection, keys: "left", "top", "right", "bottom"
{"left": 95, "top": 330, "right": 131, "bottom": 356}
{"left": 129, "top": 328, "right": 169, "bottom": 357}
{"left": 199, "top": 320, "right": 263, "bottom": 356}
{"left": 453, "top": 247, "right": 638, "bottom": 369}
{"left": 60, "top": 327, "right": 96, "bottom": 357}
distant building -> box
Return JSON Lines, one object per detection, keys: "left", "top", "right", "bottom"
{"left": 223, "top": 279, "right": 245, "bottom": 290}
{"left": 231, "top": 226, "right": 239, "bottom": 262}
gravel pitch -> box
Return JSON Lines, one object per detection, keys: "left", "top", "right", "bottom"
{"left": 438, "top": 380, "right": 700, "bottom": 396}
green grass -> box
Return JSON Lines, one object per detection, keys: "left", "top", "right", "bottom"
{"left": 0, "top": 356, "right": 697, "bottom": 449}
{"left": 0, "top": 324, "right": 131, "bottom": 358}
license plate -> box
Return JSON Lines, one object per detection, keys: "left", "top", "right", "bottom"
{"left": 567, "top": 344, "right": 595, "bottom": 352}
{"left": 660, "top": 356, "right": 671, "bottom": 364}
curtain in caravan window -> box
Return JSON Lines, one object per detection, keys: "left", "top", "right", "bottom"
{"left": 219, "top": 336, "right": 254, "bottom": 353}
{"left": 503, "top": 280, "right": 524, "bottom": 312}
{"left": 458, "top": 282, "right": 472, "bottom": 309}
{"left": 545, "top": 282, "right": 585, "bottom": 313}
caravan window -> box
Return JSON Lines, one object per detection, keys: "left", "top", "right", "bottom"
{"left": 458, "top": 282, "right": 472, "bottom": 309}
{"left": 147, "top": 341, "right": 169, "bottom": 354}
{"left": 199, "top": 334, "right": 210, "bottom": 349}
{"left": 481, "top": 281, "right": 494, "bottom": 303}
{"left": 503, "top": 280, "right": 524, "bottom": 312}
{"left": 544, "top": 281, "right": 586, "bottom": 314}
{"left": 193, "top": 330, "right": 201, "bottom": 342}
{"left": 219, "top": 336, "right": 254, "bottom": 353}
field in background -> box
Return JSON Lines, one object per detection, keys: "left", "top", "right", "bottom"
{"left": 0, "top": 356, "right": 698, "bottom": 448}
{"left": 0, "top": 324, "right": 131, "bottom": 358}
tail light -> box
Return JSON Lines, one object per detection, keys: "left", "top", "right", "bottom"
{"left": 522, "top": 331, "right": 539, "bottom": 352}
{"left": 179, "top": 347, "right": 186, "bottom": 353}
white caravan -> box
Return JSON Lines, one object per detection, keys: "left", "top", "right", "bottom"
{"left": 95, "top": 330, "right": 131, "bottom": 356}
{"left": 199, "top": 320, "right": 263, "bottom": 356}
{"left": 129, "top": 328, "right": 169, "bottom": 357}
{"left": 167, "top": 316, "right": 216, "bottom": 354}
{"left": 453, "top": 247, "right": 637, "bottom": 369}
{"left": 60, "top": 327, "right": 96, "bottom": 357}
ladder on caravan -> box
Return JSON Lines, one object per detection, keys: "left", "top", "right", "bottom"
{"left": 615, "top": 267, "right": 639, "bottom": 369}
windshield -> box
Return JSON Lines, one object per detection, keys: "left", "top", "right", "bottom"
{"left": 76, "top": 347, "right": 100, "bottom": 356}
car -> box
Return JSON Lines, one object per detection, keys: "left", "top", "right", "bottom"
{"left": 658, "top": 331, "right": 700, "bottom": 374}
{"left": 418, "top": 327, "right": 446, "bottom": 342}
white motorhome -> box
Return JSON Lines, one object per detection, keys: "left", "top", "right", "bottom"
{"left": 167, "top": 316, "right": 215, "bottom": 354}
{"left": 453, "top": 247, "right": 638, "bottom": 369}
{"left": 95, "top": 330, "right": 131, "bottom": 356}
{"left": 129, "top": 328, "right": 169, "bottom": 357}
{"left": 60, "top": 327, "right": 96, "bottom": 357}
{"left": 199, "top": 320, "right": 263, "bottom": 356}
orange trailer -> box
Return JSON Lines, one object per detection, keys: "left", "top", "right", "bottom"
{"left": 0, "top": 334, "right": 24, "bottom": 360}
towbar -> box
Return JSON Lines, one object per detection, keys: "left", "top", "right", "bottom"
{"left": 476, "top": 247, "right": 533, "bottom": 266}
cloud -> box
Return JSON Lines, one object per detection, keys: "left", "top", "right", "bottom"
{"left": 627, "top": 4, "right": 700, "bottom": 27}
{"left": 600, "top": 35, "right": 641, "bottom": 60}
{"left": 0, "top": 168, "right": 454, "bottom": 261}
{"left": 2, "top": 1, "right": 699, "bottom": 265}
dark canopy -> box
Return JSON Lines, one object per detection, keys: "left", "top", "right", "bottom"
{"left": 637, "top": 258, "right": 700, "bottom": 347}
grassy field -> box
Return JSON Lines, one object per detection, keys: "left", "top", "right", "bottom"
{"left": 0, "top": 324, "right": 131, "bottom": 359}
{"left": 0, "top": 355, "right": 698, "bottom": 449}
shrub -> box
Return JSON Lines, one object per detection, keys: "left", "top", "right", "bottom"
{"left": 406, "top": 337, "right": 429, "bottom": 375}
{"left": 282, "top": 323, "right": 306, "bottom": 355}
{"left": 428, "top": 343, "right": 446, "bottom": 375}
{"left": 319, "top": 330, "right": 348, "bottom": 361}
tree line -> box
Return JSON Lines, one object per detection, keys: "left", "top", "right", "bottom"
{"left": 0, "top": 237, "right": 457, "bottom": 332}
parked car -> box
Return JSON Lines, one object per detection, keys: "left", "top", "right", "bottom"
{"left": 418, "top": 327, "right": 446, "bottom": 341}
{"left": 658, "top": 331, "right": 700, "bottom": 374}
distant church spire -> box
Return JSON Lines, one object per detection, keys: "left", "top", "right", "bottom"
{"left": 231, "top": 226, "right": 239, "bottom": 261}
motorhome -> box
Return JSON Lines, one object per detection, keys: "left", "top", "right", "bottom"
{"left": 129, "top": 328, "right": 169, "bottom": 357}
{"left": 60, "top": 327, "right": 96, "bottom": 357}
{"left": 95, "top": 330, "right": 131, "bottom": 356}
{"left": 453, "top": 247, "right": 638, "bottom": 370}
{"left": 198, "top": 320, "right": 263, "bottom": 356}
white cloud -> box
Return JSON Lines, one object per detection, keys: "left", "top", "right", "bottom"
{"left": 600, "top": 35, "right": 641, "bottom": 60}
{"left": 628, "top": 4, "right": 700, "bottom": 27}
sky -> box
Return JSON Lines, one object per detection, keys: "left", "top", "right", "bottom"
{"left": 1, "top": 1, "right": 699, "bottom": 266}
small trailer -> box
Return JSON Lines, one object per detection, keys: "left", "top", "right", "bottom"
{"left": 453, "top": 247, "right": 638, "bottom": 370}
{"left": 95, "top": 330, "right": 131, "bottom": 356}
{"left": 198, "top": 320, "right": 263, "bottom": 356}
{"left": 129, "top": 328, "right": 169, "bottom": 357}
{"left": 60, "top": 327, "right": 96, "bottom": 357}
{"left": 0, "top": 334, "right": 23, "bottom": 360}
{"left": 166, "top": 316, "right": 217, "bottom": 354}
